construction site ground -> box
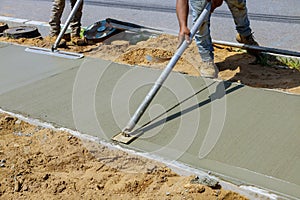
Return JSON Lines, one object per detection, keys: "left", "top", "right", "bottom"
{"left": 1, "top": 113, "right": 251, "bottom": 200}
{"left": 0, "top": 18, "right": 300, "bottom": 199}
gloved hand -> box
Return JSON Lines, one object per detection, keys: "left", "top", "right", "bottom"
{"left": 207, "top": 0, "right": 223, "bottom": 13}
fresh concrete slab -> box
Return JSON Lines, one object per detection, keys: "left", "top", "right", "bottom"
{"left": 0, "top": 44, "right": 300, "bottom": 199}
{"left": 0, "top": 43, "right": 81, "bottom": 94}
{"left": 0, "top": 43, "right": 10, "bottom": 48}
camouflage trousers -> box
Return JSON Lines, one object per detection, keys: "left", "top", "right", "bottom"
{"left": 49, "top": 0, "right": 83, "bottom": 37}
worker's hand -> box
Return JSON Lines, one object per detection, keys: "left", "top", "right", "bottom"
{"left": 207, "top": 0, "right": 223, "bottom": 13}
{"left": 177, "top": 27, "right": 191, "bottom": 48}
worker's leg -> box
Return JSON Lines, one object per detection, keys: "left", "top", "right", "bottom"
{"left": 70, "top": 0, "right": 83, "bottom": 37}
{"left": 225, "top": 0, "right": 259, "bottom": 48}
{"left": 190, "top": 0, "right": 217, "bottom": 78}
{"left": 190, "top": 0, "right": 214, "bottom": 62}
{"left": 49, "top": 0, "right": 65, "bottom": 36}
{"left": 225, "top": 0, "right": 252, "bottom": 37}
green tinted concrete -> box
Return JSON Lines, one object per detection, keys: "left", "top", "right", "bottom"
{"left": 0, "top": 44, "right": 81, "bottom": 94}
{"left": 0, "top": 43, "right": 299, "bottom": 199}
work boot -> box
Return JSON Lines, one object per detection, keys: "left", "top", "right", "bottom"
{"left": 48, "top": 35, "right": 67, "bottom": 48}
{"left": 236, "top": 33, "right": 260, "bottom": 55}
{"left": 236, "top": 33, "right": 259, "bottom": 46}
{"left": 199, "top": 61, "right": 218, "bottom": 78}
{"left": 71, "top": 36, "right": 87, "bottom": 46}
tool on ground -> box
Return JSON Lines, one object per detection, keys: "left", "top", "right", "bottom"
{"left": 112, "top": 2, "right": 212, "bottom": 144}
{"left": 0, "top": 22, "right": 8, "bottom": 33}
{"left": 25, "top": 0, "right": 84, "bottom": 59}
{"left": 84, "top": 18, "right": 161, "bottom": 43}
{"left": 3, "top": 26, "right": 41, "bottom": 39}
{"left": 84, "top": 19, "right": 121, "bottom": 43}
{"left": 213, "top": 40, "right": 300, "bottom": 57}
{"left": 106, "top": 18, "right": 161, "bottom": 33}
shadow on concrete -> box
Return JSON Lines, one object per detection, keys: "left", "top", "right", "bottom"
{"left": 136, "top": 81, "right": 244, "bottom": 134}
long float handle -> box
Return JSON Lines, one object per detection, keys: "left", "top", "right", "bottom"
{"left": 122, "top": 2, "right": 211, "bottom": 134}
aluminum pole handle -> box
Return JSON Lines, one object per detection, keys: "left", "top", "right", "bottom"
{"left": 122, "top": 2, "right": 211, "bottom": 134}
{"left": 52, "top": 0, "right": 83, "bottom": 51}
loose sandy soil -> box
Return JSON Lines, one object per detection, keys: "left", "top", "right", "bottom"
{"left": 0, "top": 113, "right": 248, "bottom": 199}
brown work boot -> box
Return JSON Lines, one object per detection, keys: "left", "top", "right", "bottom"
{"left": 199, "top": 61, "right": 218, "bottom": 78}
{"left": 71, "top": 36, "right": 87, "bottom": 46}
{"left": 236, "top": 33, "right": 260, "bottom": 55}
{"left": 47, "top": 35, "right": 67, "bottom": 48}
{"left": 236, "top": 33, "right": 259, "bottom": 46}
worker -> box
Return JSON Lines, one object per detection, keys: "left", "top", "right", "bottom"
{"left": 176, "top": 0, "right": 259, "bottom": 78}
{"left": 49, "top": 0, "right": 85, "bottom": 45}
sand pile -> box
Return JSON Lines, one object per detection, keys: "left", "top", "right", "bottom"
{"left": 0, "top": 113, "right": 248, "bottom": 199}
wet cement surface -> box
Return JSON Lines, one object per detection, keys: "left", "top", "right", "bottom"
{"left": 0, "top": 44, "right": 81, "bottom": 94}
{"left": 0, "top": 43, "right": 300, "bottom": 199}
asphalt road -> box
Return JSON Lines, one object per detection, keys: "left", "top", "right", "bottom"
{"left": 0, "top": 0, "right": 300, "bottom": 51}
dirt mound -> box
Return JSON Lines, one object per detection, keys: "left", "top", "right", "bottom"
{"left": 0, "top": 113, "right": 248, "bottom": 199}
{"left": 115, "top": 47, "right": 196, "bottom": 74}
{"left": 120, "top": 34, "right": 300, "bottom": 94}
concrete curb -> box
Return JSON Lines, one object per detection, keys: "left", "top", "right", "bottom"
{"left": 0, "top": 16, "right": 49, "bottom": 27}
